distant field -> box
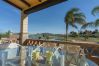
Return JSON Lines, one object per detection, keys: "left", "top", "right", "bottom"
{"left": 67, "top": 37, "right": 99, "bottom": 42}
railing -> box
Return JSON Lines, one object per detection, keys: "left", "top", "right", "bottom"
{"left": 0, "top": 39, "right": 98, "bottom": 66}
{"left": 23, "top": 39, "right": 99, "bottom": 65}
{"left": 23, "top": 39, "right": 99, "bottom": 47}
{"left": 0, "top": 46, "right": 20, "bottom": 66}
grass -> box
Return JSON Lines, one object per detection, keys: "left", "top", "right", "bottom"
{"left": 67, "top": 37, "right": 99, "bottom": 42}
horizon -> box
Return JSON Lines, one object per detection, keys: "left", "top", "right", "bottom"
{"left": 0, "top": 0, "right": 99, "bottom": 34}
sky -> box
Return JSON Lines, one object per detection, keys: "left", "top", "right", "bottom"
{"left": 0, "top": 0, "right": 99, "bottom": 34}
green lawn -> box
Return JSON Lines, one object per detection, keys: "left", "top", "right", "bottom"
{"left": 67, "top": 37, "right": 99, "bottom": 42}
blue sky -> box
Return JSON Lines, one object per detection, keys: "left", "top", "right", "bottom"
{"left": 0, "top": 0, "right": 99, "bottom": 34}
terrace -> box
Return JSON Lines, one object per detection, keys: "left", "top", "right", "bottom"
{"left": 1, "top": 0, "right": 99, "bottom": 66}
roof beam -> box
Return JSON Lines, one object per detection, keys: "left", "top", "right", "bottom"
{"left": 3, "top": 0, "right": 67, "bottom": 14}
{"left": 38, "top": 0, "right": 42, "bottom": 2}
{"left": 24, "top": 0, "right": 66, "bottom": 14}
{"left": 3, "top": 0, "right": 22, "bottom": 10}
{"left": 20, "top": 0, "right": 31, "bottom": 7}
{"left": 38, "top": 0, "right": 43, "bottom": 2}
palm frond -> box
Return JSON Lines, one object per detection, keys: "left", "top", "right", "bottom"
{"left": 65, "top": 13, "right": 73, "bottom": 23}
{"left": 64, "top": 11, "right": 72, "bottom": 22}
{"left": 92, "top": 6, "right": 99, "bottom": 16}
{"left": 74, "top": 18, "right": 86, "bottom": 25}
{"left": 71, "top": 23, "right": 78, "bottom": 29}
{"left": 81, "top": 22, "right": 94, "bottom": 29}
{"left": 95, "top": 19, "right": 99, "bottom": 27}
{"left": 70, "top": 8, "right": 80, "bottom": 13}
{"left": 74, "top": 12, "right": 86, "bottom": 19}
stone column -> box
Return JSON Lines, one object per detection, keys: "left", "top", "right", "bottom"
{"left": 19, "top": 12, "right": 28, "bottom": 44}
{"left": 19, "top": 12, "right": 28, "bottom": 66}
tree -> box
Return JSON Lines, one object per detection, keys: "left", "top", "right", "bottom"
{"left": 0, "top": 34, "right": 2, "bottom": 40}
{"left": 81, "top": 6, "right": 99, "bottom": 30}
{"left": 82, "top": 19, "right": 99, "bottom": 29}
{"left": 6, "top": 30, "right": 11, "bottom": 38}
{"left": 42, "top": 33, "right": 49, "bottom": 40}
{"left": 83, "top": 30, "right": 91, "bottom": 40}
{"left": 92, "top": 6, "right": 99, "bottom": 16}
{"left": 64, "top": 8, "right": 86, "bottom": 41}
{"left": 93, "top": 19, "right": 99, "bottom": 27}
{"left": 92, "top": 29, "right": 99, "bottom": 38}
{"left": 69, "top": 31, "right": 78, "bottom": 37}
{"left": 81, "top": 22, "right": 94, "bottom": 29}
{"left": 91, "top": 6, "right": 99, "bottom": 27}
{"left": 92, "top": 29, "right": 98, "bottom": 34}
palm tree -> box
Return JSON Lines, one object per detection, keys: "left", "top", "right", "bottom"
{"left": 91, "top": 6, "right": 99, "bottom": 27}
{"left": 92, "top": 6, "right": 99, "bottom": 27}
{"left": 81, "top": 6, "right": 99, "bottom": 29}
{"left": 81, "top": 6, "right": 99, "bottom": 40}
{"left": 92, "top": 6, "right": 99, "bottom": 16}
{"left": 81, "top": 22, "right": 94, "bottom": 29}
{"left": 81, "top": 19, "right": 99, "bottom": 36}
{"left": 64, "top": 8, "right": 86, "bottom": 41}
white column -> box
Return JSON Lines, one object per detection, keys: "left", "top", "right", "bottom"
{"left": 19, "top": 12, "right": 28, "bottom": 44}
{"left": 19, "top": 12, "right": 28, "bottom": 66}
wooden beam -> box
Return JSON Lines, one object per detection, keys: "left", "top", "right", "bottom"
{"left": 38, "top": 0, "right": 42, "bottom": 2}
{"left": 20, "top": 0, "right": 31, "bottom": 7}
{"left": 24, "top": 0, "right": 66, "bottom": 14}
{"left": 3, "top": 0, "right": 22, "bottom": 10}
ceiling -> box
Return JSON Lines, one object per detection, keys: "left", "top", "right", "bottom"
{"left": 3, "top": 0, "right": 66, "bottom": 14}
